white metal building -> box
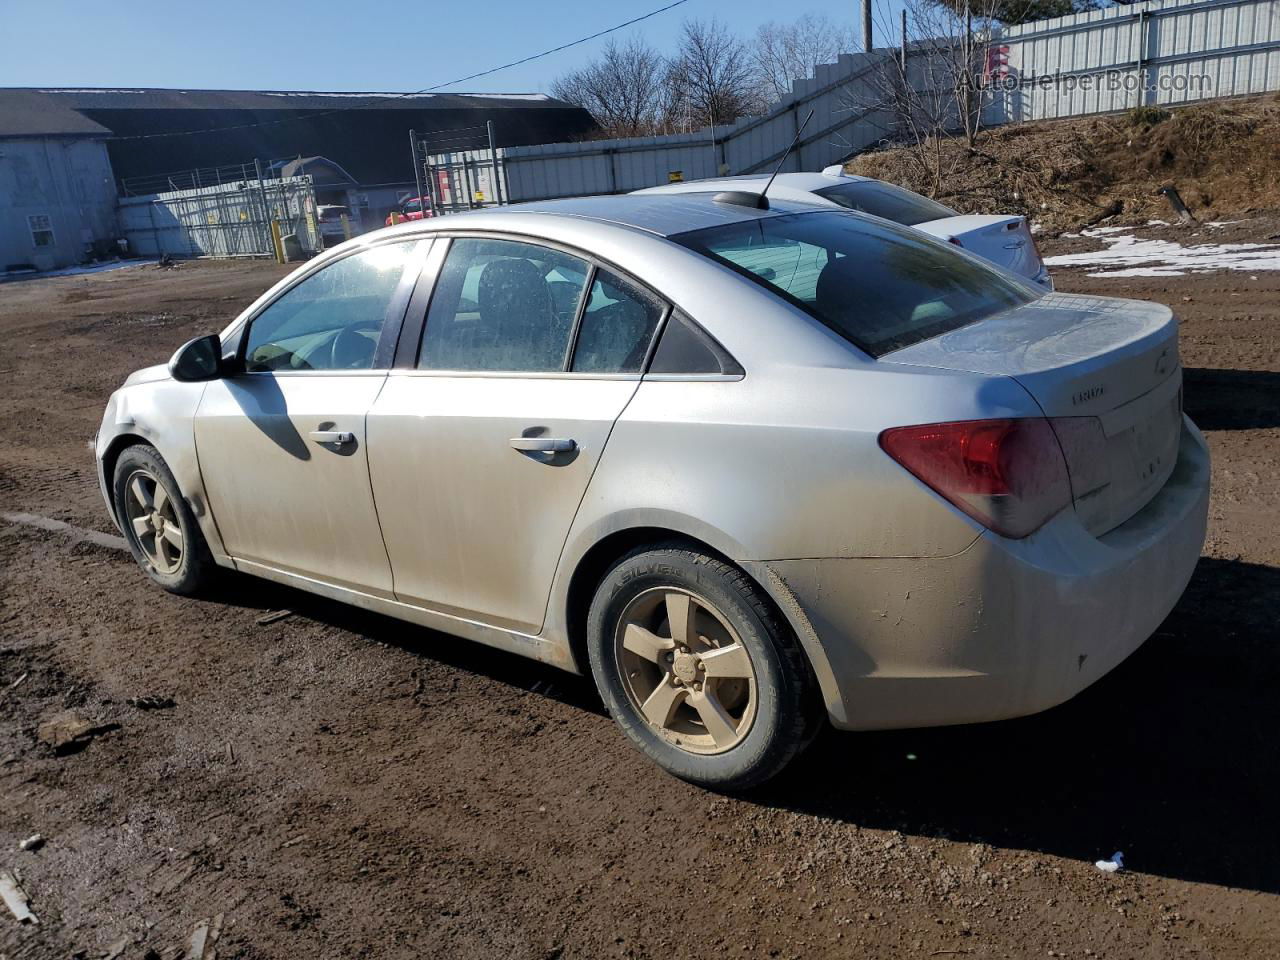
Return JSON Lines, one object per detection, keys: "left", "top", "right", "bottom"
{"left": 0, "top": 90, "right": 120, "bottom": 271}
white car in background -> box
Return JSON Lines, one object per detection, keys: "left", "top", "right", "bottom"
{"left": 316, "top": 204, "right": 358, "bottom": 247}
{"left": 635, "top": 167, "right": 1052, "bottom": 288}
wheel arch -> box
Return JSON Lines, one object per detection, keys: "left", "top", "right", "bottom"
{"left": 557, "top": 520, "right": 845, "bottom": 727}
{"left": 100, "top": 432, "right": 153, "bottom": 526}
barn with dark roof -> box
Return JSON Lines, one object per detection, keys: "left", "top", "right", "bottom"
{"left": 0, "top": 87, "right": 596, "bottom": 269}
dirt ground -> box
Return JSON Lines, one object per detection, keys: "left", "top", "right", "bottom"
{"left": 849, "top": 96, "right": 1280, "bottom": 234}
{"left": 1, "top": 241, "right": 1277, "bottom": 960}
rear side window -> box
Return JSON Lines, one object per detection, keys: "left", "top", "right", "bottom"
{"left": 813, "top": 181, "right": 956, "bottom": 226}
{"left": 571, "top": 270, "right": 665, "bottom": 373}
{"left": 674, "top": 211, "right": 1039, "bottom": 357}
{"left": 649, "top": 311, "right": 743, "bottom": 376}
{"left": 419, "top": 238, "right": 589, "bottom": 372}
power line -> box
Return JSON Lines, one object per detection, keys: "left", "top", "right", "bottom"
{"left": 110, "top": 0, "right": 692, "bottom": 142}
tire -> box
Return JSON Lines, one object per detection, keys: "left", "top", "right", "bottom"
{"left": 112, "top": 443, "right": 216, "bottom": 596}
{"left": 586, "top": 544, "right": 818, "bottom": 791}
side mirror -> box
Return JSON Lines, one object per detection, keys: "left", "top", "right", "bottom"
{"left": 169, "top": 334, "right": 223, "bottom": 382}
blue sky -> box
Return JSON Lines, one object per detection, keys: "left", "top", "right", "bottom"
{"left": 0, "top": 0, "right": 905, "bottom": 95}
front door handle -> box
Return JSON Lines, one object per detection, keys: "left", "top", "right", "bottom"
{"left": 310, "top": 430, "right": 355, "bottom": 445}
{"left": 509, "top": 437, "right": 577, "bottom": 453}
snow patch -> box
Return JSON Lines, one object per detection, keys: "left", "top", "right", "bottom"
{"left": 455, "top": 93, "right": 551, "bottom": 101}
{"left": 2, "top": 260, "right": 158, "bottom": 282}
{"left": 261, "top": 91, "right": 439, "bottom": 99}
{"left": 1045, "top": 232, "right": 1280, "bottom": 277}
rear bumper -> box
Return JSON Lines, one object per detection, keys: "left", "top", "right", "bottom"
{"left": 760, "top": 416, "right": 1209, "bottom": 731}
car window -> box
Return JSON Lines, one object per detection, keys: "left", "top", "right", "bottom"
{"left": 244, "top": 242, "right": 419, "bottom": 372}
{"left": 813, "top": 181, "right": 957, "bottom": 226}
{"left": 648, "top": 310, "right": 744, "bottom": 376}
{"left": 674, "top": 211, "right": 1039, "bottom": 357}
{"left": 404, "top": 200, "right": 421, "bottom": 213}
{"left": 419, "top": 238, "right": 589, "bottom": 372}
{"left": 571, "top": 270, "right": 665, "bottom": 373}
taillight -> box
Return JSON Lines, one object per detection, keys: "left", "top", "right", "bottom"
{"left": 879, "top": 418, "right": 1072, "bottom": 539}
{"left": 947, "top": 236, "right": 964, "bottom": 247}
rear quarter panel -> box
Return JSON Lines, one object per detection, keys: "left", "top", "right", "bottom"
{"left": 543, "top": 356, "right": 1040, "bottom": 725}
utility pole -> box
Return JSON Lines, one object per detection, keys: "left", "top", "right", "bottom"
{"left": 486, "top": 120, "right": 503, "bottom": 206}
{"left": 409, "top": 128, "right": 426, "bottom": 219}
{"left": 901, "top": 9, "right": 908, "bottom": 70}
{"left": 862, "top": 0, "right": 873, "bottom": 52}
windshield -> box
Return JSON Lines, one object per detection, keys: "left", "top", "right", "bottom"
{"left": 813, "top": 181, "right": 957, "bottom": 226}
{"left": 673, "top": 211, "right": 1040, "bottom": 357}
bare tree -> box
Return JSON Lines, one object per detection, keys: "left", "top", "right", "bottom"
{"left": 551, "top": 37, "right": 672, "bottom": 138}
{"left": 928, "top": 0, "right": 1089, "bottom": 24}
{"left": 842, "top": 0, "right": 1004, "bottom": 195}
{"left": 752, "top": 14, "right": 860, "bottom": 105}
{"left": 666, "top": 19, "right": 763, "bottom": 132}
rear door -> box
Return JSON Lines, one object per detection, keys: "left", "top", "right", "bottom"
{"left": 367, "top": 236, "right": 667, "bottom": 633}
{"left": 195, "top": 239, "right": 425, "bottom": 595}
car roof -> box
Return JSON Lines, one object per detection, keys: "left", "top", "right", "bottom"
{"left": 394, "top": 192, "right": 830, "bottom": 239}
{"left": 634, "top": 171, "right": 873, "bottom": 196}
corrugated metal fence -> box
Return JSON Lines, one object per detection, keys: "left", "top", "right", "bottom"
{"left": 445, "top": 0, "right": 1279, "bottom": 204}
{"left": 117, "top": 175, "right": 320, "bottom": 259}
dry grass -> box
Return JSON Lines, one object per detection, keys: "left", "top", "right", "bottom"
{"left": 847, "top": 96, "right": 1280, "bottom": 232}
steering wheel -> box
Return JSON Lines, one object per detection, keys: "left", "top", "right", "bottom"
{"left": 329, "top": 325, "right": 378, "bottom": 369}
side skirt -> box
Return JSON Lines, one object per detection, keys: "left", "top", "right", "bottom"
{"left": 232, "top": 558, "right": 577, "bottom": 672}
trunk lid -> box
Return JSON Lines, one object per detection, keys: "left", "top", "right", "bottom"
{"left": 915, "top": 214, "right": 1044, "bottom": 281}
{"left": 885, "top": 292, "right": 1183, "bottom": 536}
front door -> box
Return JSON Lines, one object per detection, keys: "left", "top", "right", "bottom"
{"left": 367, "top": 237, "right": 667, "bottom": 633}
{"left": 195, "top": 240, "right": 424, "bottom": 595}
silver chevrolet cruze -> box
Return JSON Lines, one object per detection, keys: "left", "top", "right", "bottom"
{"left": 96, "top": 193, "right": 1210, "bottom": 789}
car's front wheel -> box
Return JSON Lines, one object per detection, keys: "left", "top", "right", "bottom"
{"left": 586, "top": 545, "right": 817, "bottom": 790}
{"left": 112, "top": 443, "right": 215, "bottom": 596}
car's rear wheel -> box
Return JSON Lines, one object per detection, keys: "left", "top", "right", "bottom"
{"left": 586, "top": 545, "right": 817, "bottom": 790}
{"left": 113, "top": 444, "right": 215, "bottom": 596}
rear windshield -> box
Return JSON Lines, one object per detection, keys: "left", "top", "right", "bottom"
{"left": 813, "top": 181, "right": 956, "bottom": 226}
{"left": 673, "top": 211, "right": 1040, "bottom": 357}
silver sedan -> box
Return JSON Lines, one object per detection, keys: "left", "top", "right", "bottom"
{"left": 96, "top": 193, "right": 1209, "bottom": 789}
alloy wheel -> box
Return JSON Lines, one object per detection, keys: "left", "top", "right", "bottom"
{"left": 615, "top": 587, "right": 758, "bottom": 754}
{"left": 122, "top": 468, "right": 185, "bottom": 575}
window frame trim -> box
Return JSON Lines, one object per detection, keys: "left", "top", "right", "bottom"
{"left": 27, "top": 213, "right": 55, "bottom": 249}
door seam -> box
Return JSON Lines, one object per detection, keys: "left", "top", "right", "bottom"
{"left": 532, "top": 378, "right": 646, "bottom": 635}
{"left": 363, "top": 374, "right": 399, "bottom": 596}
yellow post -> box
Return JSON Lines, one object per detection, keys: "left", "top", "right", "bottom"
{"left": 340, "top": 213, "right": 352, "bottom": 240}
{"left": 270, "top": 220, "right": 284, "bottom": 263}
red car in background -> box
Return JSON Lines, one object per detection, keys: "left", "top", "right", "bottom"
{"left": 385, "top": 196, "right": 433, "bottom": 226}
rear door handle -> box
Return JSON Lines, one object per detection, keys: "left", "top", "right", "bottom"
{"left": 310, "top": 430, "right": 355, "bottom": 445}
{"left": 509, "top": 437, "right": 577, "bottom": 453}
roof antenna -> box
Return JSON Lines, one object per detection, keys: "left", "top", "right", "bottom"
{"left": 713, "top": 108, "right": 815, "bottom": 211}
{"left": 762, "top": 107, "right": 815, "bottom": 201}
